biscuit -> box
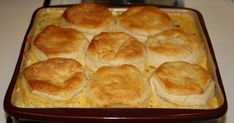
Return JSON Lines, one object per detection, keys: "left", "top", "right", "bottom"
{"left": 62, "top": 3, "right": 114, "bottom": 40}
{"left": 31, "top": 25, "right": 88, "bottom": 65}
{"left": 85, "top": 64, "right": 151, "bottom": 107}
{"left": 146, "top": 29, "right": 206, "bottom": 68}
{"left": 151, "top": 61, "right": 215, "bottom": 105}
{"left": 23, "top": 58, "right": 87, "bottom": 100}
{"left": 117, "top": 6, "right": 172, "bottom": 42}
{"left": 86, "top": 32, "right": 145, "bottom": 71}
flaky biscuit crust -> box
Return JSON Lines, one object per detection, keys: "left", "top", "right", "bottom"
{"left": 86, "top": 32, "right": 145, "bottom": 71}
{"left": 146, "top": 29, "right": 206, "bottom": 68}
{"left": 23, "top": 58, "right": 87, "bottom": 100}
{"left": 155, "top": 61, "right": 211, "bottom": 95}
{"left": 63, "top": 3, "right": 113, "bottom": 34}
{"left": 118, "top": 6, "right": 172, "bottom": 36}
{"left": 86, "top": 64, "right": 151, "bottom": 107}
{"left": 32, "top": 25, "right": 88, "bottom": 63}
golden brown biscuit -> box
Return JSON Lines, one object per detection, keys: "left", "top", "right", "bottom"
{"left": 85, "top": 64, "right": 151, "bottom": 107}
{"left": 23, "top": 58, "right": 87, "bottom": 100}
{"left": 117, "top": 6, "right": 172, "bottom": 42}
{"left": 31, "top": 25, "right": 88, "bottom": 64}
{"left": 146, "top": 29, "right": 206, "bottom": 68}
{"left": 86, "top": 32, "right": 145, "bottom": 71}
{"left": 151, "top": 61, "right": 215, "bottom": 105}
{"left": 62, "top": 3, "right": 114, "bottom": 40}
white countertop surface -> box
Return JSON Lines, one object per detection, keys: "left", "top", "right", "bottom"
{"left": 0, "top": 0, "right": 233, "bottom": 122}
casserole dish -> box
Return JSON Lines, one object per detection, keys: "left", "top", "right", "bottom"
{"left": 4, "top": 4, "right": 227, "bottom": 123}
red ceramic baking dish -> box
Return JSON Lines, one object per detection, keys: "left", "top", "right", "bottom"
{"left": 4, "top": 4, "right": 227, "bottom": 123}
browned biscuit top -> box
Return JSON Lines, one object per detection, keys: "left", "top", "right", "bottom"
{"left": 147, "top": 29, "right": 203, "bottom": 57}
{"left": 23, "top": 58, "right": 86, "bottom": 99}
{"left": 87, "top": 64, "right": 151, "bottom": 106}
{"left": 87, "top": 32, "right": 144, "bottom": 61}
{"left": 63, "top": 3, "right": 113, "bottom": 29}
{"left": 119, "top": 6, "right": 172, "bottom": 36}
{"left": 155, "top": 61, "right": 211, "bottom": 95}
{"left": 34, "top": 25, "right": 87, "bottom": 57}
